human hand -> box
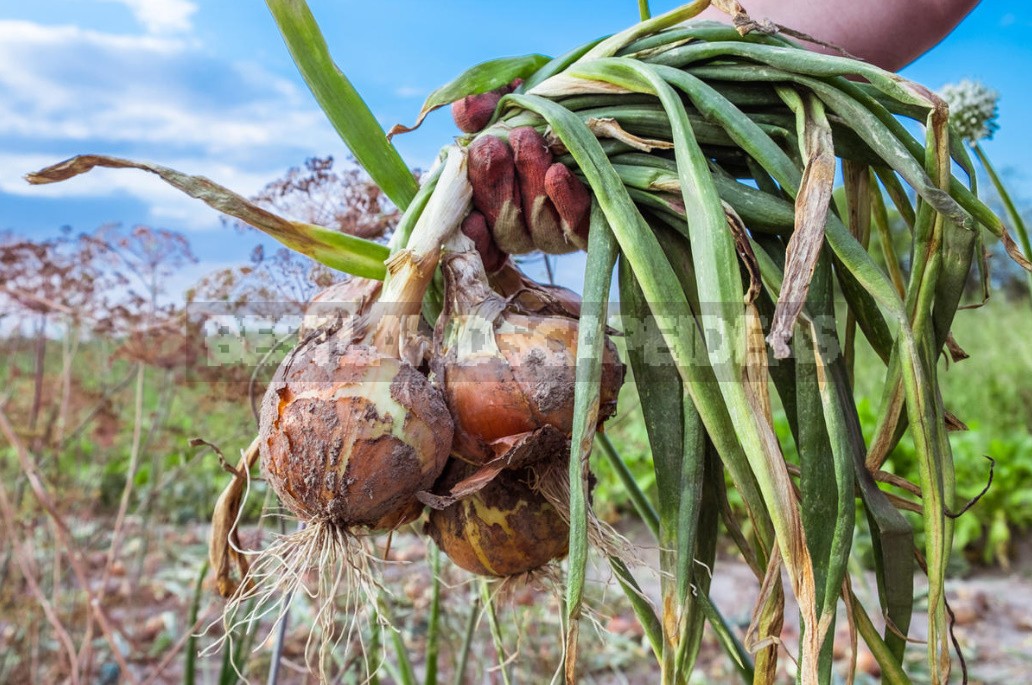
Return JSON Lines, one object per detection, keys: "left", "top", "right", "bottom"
{"left": 453, "top": 0, "right": 980, "bottom": 269}
{"left": 452, "top": 84, "right": 592, "bottom": 271}
{"left": 698, "top": 0, "right": 979, "bottom": 72}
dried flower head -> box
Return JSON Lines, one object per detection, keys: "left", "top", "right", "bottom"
{"left": 940, "top": 79, "right": 1000, "bottom": 143}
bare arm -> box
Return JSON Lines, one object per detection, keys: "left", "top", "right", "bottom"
{"left": 698, "top": 0, "right": 980, "bottom": 71}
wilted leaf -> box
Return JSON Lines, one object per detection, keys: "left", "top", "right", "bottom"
{"left": 26, "top": 155, "right": 390, "bottom": 280}
{"left": 767, "top": 91, "right": 835, "bottom": 359}
{"left": 389, "top": 54, "right": 551, "bottom": 137}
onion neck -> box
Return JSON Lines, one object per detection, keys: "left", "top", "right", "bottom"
{"left": 441, "top": 249, "right": 507, "bottom": 322}
{"left": 368, "top": 145, "right": 472, "bottom": 360}
{"left": 488, "top": 259, "right": 582, "bottom": 319}
{"left": 486, "top": 259, "right": 524, "bottom": 297}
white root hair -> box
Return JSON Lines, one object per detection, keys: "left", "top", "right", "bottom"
{"left": 203, "top": 519, "right": 392, "bottom": 684}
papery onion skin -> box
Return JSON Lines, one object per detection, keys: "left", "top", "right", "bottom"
{"left": 446, "top": 313, "right": 623, "bottom": 441}
{"left": 435, "top": 252, "right": 624, "bottom": 465}
{"left": 425, "top": 460, "right": 569, "bottom": 577}
{"left": 259, "top": 339, "right": 453, "bottom": 530}
{"left": 298, "top": 277, "right": 381, "bottom": 340}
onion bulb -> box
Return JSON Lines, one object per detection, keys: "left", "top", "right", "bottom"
{"left": 216, "top": 147, "right": 471, "bottom": 678}
{"left": 425, "top": 459, "right": 569, "bottom": 577}
{"left": 433, "top": 248, "right": 623, "bottom": 465}
{"left": 259, "top": 338, "right": 452, "bottom": 530}
{"left": 256, "top": 148, "right": 471, "bottom": 529}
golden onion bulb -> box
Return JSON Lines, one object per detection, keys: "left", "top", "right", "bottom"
{"left": 434, "top": 250, "right": 623, "bottom": 465}
{"left": 259, "top": 338, "right": 452, "bottom": 530}
{"left": 425, "top": 460, "right": 568, "bottom": 577}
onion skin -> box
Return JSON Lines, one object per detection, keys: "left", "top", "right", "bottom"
{"left": 434, "top": 250, "right": 624, "bottom": 465}
{"left": 298, "top": 277, "right": 381, "bottom": 340}
{"left": 446, "top": 312, "right": 621, "bottom": 442}
{"left": 488, "top": 259, "right": 583, "bottom": 319}
{"left": 259, "top": 339, "right": 453, "bottom": 530}
{"left": 425, "top": 460, "right": 568, "bottom": 577}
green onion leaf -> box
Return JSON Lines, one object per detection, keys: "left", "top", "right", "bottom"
{"left": 266, "top": 0, "right": 418, "bottom": 210}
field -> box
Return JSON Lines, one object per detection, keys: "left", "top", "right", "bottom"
{"left": 2, "top": 269, "right": 1030, "bottom": 683}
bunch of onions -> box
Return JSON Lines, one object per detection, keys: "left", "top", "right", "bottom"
{"left": 30, "top": 2, "right": 1032, "bottom": 680}
{"left": 420, "top": 241, "right": 631, "bottom": 580}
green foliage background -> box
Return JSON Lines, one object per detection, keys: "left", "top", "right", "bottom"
{"left": 602, "top": 297, "right": 1032, "bottom": 569}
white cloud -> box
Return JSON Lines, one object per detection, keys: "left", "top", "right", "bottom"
{"left": 0, "top": 20, "right": 338, "bottom": 155}
{"left": 99, "top": 0, "right": 198, "bottom": 34}
{"left": 0, "top": 17, "right": 346, "bottom": 232}
{"left": 395, "top": 85, "right": 425, "bottom": 99}
{"left": 0, "top": 19, "right": 185, "bottom": 58}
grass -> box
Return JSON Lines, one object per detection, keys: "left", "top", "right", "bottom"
{"left": 857, "top": 297, "right": 1032, "bottom": 435}
{"left": 0, "top": 334, "right": 260, "bottom": 521}
{"left": 2, "top": 276, "right": 1026, "bottom": 683}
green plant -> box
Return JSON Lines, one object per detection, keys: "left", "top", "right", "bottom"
{"left": 868, "top": 407, "right": 1032, "bottom": 568}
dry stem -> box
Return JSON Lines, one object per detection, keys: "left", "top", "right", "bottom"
{"left": 0, "top": 476, "right": 80, "bottom": 684}
{"left": 0, "top": 408, "right": 140, "bottom": 684}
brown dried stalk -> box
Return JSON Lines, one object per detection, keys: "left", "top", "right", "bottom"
{"left": 0, "top": 408, "right": 140, "bottom": 685}
{"left": 208, "top": 437, "right": 261, "bottom": 597}
{"left": 0, "top": 475, "right": 80, "bottom": 684}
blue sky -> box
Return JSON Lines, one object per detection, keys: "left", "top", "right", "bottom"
{"left": 0, "top": 0, "right": 1029, "bottom": 294}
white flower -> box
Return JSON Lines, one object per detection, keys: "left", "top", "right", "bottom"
{"left": 939, "top": 79, "right": 1000, "bottom": 143}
